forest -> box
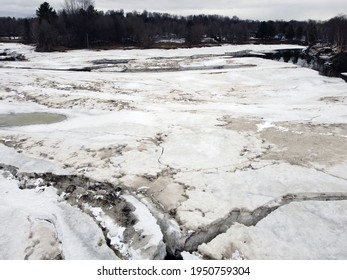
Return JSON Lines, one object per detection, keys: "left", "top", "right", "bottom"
{"left": 0, "top": 0, "right": 346, "bottom": 51}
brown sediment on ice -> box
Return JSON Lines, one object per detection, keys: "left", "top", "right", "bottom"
{"left": 260, "top": 122, "right": 347, "bottom": 166}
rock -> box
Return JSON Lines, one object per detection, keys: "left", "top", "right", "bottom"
{"left": 331, "top": 52, "right": 347, "bottom": 72}
{"left": 66, "top": 184, "right": 76, "bottom": 193}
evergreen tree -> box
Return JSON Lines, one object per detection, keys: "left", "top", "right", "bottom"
{"left": 35, "top": 2, "right": 58, "bottom": 51}
{"left": 36, "top": 2, "right": 57, "bottom": 24}
{"left": 256, "top": 21, "right": 276, "bottom": 39}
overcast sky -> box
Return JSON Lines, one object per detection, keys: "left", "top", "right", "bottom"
{"left": 0, "top": 0, "right": 346, "bottom": 21}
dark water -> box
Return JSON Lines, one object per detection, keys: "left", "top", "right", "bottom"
{"left": 264, "top": 49, "right": 347, "bottom": 82}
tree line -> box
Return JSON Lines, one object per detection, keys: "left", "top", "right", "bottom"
{"left": 0, "top": 0, "right": 346, "bottom": 51}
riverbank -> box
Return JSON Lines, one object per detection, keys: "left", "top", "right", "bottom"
{"left": 304, "top": 44, "right": 347, "bottom": 79}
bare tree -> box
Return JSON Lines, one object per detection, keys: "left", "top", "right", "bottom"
{"left": 63, "top": 0, "right": 95, "bottom": 14}
{"left": 325, "top": 15, "right": 347, "bottom": 49}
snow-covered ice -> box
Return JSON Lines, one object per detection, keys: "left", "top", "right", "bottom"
{"left": 198, "top": 201, "right": 347, "bottom": 259}
{"left": 1, "top": 42, "right": 347, "bottom": 259}
{"left": 0, "top": 171, "right": 118, "bottom": 260}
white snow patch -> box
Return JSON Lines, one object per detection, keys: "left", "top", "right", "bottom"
{"left": 0, "top": 172, "right": 118, "bottom": 260}
{"left": 0, "top": 144, "right": 66, "bottom": 174}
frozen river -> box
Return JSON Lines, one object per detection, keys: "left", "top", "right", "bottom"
{"left": 1, "top": 43, "right": 347, "bottom": 260}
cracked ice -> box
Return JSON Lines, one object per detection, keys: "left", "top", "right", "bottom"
{"left": 1, "top": 42, "right": 347, "bottom": 259}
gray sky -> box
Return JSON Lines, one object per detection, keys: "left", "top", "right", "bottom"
{"left": 0, "top": 0, "right": 346, "bottom": 21}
